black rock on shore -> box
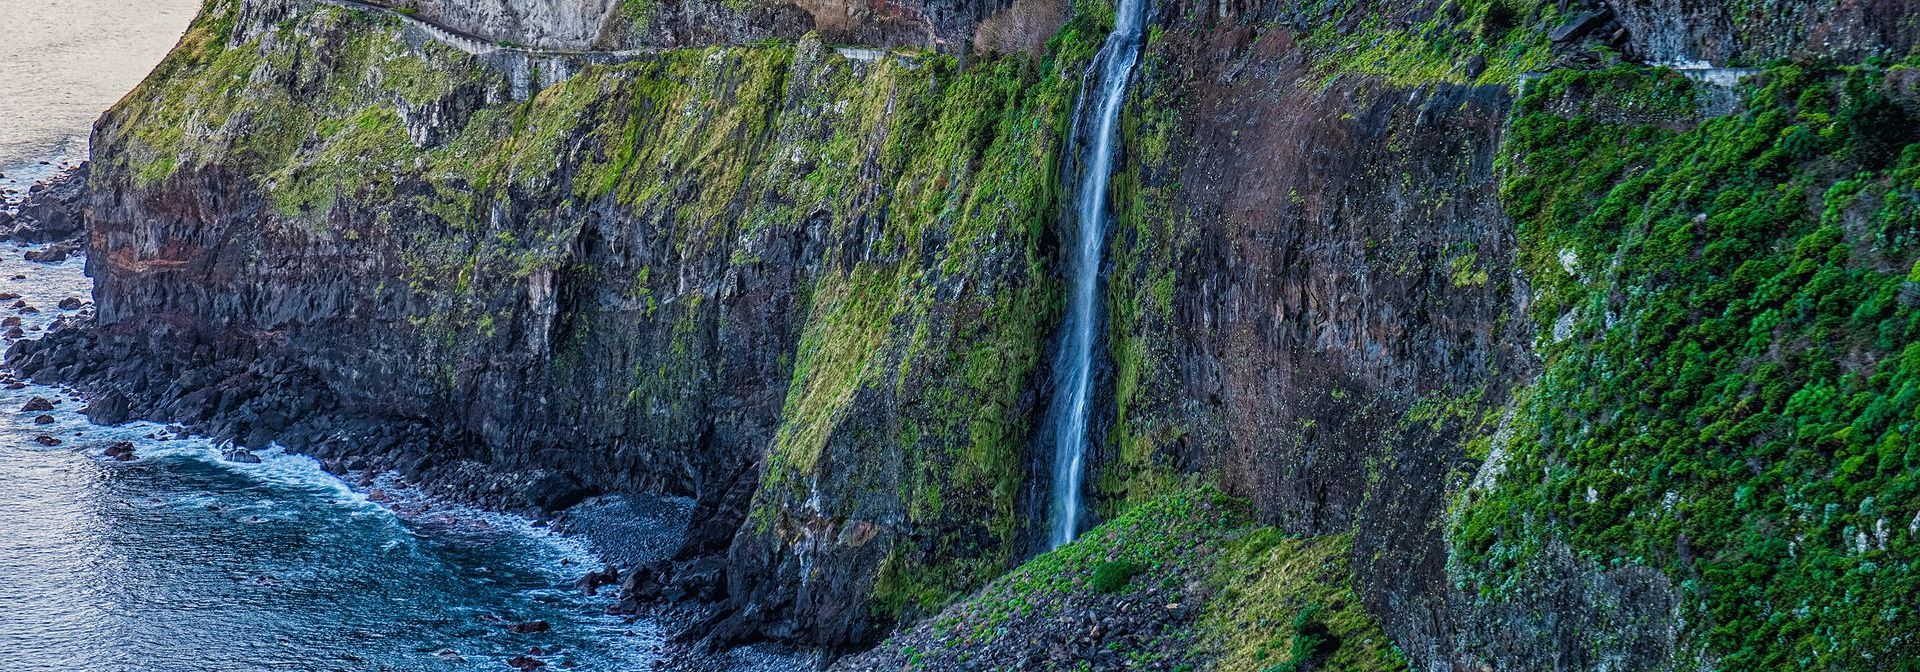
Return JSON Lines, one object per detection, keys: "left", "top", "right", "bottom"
{"left": 1, "top": 163, "right": 88, "bottom": 247}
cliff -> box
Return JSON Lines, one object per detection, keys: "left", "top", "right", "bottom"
{"left": 17, "top": 0, "right": 1920, "bottom": 668}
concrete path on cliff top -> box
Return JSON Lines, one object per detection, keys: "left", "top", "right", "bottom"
{"left": 315, "top": 0, "right": 899, "bottom": 63}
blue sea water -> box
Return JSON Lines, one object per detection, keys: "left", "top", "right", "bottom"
{"left": 0, "top": 249, "right": 665, "bottom": 671}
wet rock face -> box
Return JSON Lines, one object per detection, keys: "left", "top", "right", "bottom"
{"left": 1602, "top": 0, "right": 1919, "bottom": 64}
{"left": 1103, "top": 11, "right": 1676, "bottom": 670}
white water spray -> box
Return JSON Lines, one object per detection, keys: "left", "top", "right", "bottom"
{"left": 1046, "top": 0, "right": 1147, "bottom": 550}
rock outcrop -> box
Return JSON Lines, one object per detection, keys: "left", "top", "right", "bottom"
{"left": 1602, "top": 0, "right": 1919, "bottom": 65}
{"left": 1, "top": 163, "right": 89, "bottom": 245}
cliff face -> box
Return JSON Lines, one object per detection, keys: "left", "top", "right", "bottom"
{"left": 24, "top": 0, "right": 1920, "bottom": 668}
{"left": 1095, "top": 2, "right": 1673, "bottom": 668}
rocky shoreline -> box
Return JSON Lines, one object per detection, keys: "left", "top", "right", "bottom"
{"left": 0, "top": 163, "right": 809, "bottom": 672}
{"left": 0, "top": 161, "right": 87, "bottom": 251}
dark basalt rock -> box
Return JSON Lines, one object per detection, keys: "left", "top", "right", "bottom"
{"left": 572, "top": 566, "right": 620, "bottom": 596}
{"left": 506, "top": 620, "right": 551, "bottom": 634}
{"left": 34, "top": 435, "right": 61, "bottom": 447}
{"left": 21, "top": 397, "right": 53, "bottom": 412}
{"left": 22, "top": 242, "right": 79, "bottom": 263}
{"left": 1549, "top": 10, "right": 1610, "bottom": 43}
{"left": 520, "top": 472, "right": 594, "bottom": 514}
{"left": 103, "top": 441, "right": 137, "bottom": 461}
{"left": 1602, "top": 0, "right": 1919, "bottom": 64}
{"left": 85, "top": 390, "right": 132, "bottom": 426}
{"left": 222, "top": 447, "right": 263, "bottom": 464}
{"left": 3, "top": 163, "right": 88, "bottom": 245}
{"left": 505, "top": 654, "right": 545, "bottom": 670}
{"left": 26, "top": 0, "right": 1917, "bottom": 669}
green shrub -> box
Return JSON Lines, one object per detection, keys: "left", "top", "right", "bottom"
{"left": 1838, "top": 72, "right": 1914, "bottom": 168}
{"left": 1090, "top": 560, "right": 1144, "bottom": 594}
{"left": 1261, "top": 605, "right": 1339, "bottom": 672}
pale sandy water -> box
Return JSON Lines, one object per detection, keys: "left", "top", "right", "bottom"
{"left": 0, "top": 0, "right": 200, "bottom": 189}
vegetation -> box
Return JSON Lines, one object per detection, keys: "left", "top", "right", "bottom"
{"left": 1200, "top": 530, "right": 1406, "bottom": 672}
{"left": 1457, "top": 62, "right": 1920, "bottom": 668}
{"left": 756, "top": 9, "right": 1115, "bottom": 623}
{"left": 881, "top": 488, "right": 1406, "bottom": 671}
{"left": 1099, "top": 20, "right": 1188, "bottom": 515}
{"left": 1295, "top": 0, "right": 1568, "bottom": 87}
{"left": 1089, "top": 560, "right": 1144, "bottom": 593}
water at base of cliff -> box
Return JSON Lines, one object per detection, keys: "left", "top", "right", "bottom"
{"left": 0, "top": 234, "right": 794, "bottom": 670}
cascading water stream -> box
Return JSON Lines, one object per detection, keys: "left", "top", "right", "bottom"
{"left": 1046, "top": 0, "right": 1148, "bottom": 550}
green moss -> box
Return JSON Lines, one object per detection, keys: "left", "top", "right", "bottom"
{"left": 111, "top": 0, "right": 493, "bottom": 210}
{"left": 270, "top": 106, "right": 412, "bottom": 219}
{"left": 1099, "top": 30, "right": 1190, "bottom": 513}
{"left": 772, "top": 267, "right": 902, "bottom": 476}
{"left": 615, "top": 0, "right": 656, "bottom": 33}
{"left": 1298, "top": 0, "right": 1565, "bottom": 87}
{"left": 1458, "top": 63, "right": 1920, "bottom": 668}
{"left": 742, "top": 27, "right": 1106, "bottom": 625}
{"left": 1200, "top": 533, "right": 1405, "bottom": 672}
{"left": 1090, "top": 560, "right": 1145, "bottom": 593}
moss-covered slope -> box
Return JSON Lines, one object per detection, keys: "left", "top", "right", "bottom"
{"left": 838, "top": 487, "right": 1407, "bottom": 672}
{"left": 1457, "top": 62, "right": 1920, "bottom": 669}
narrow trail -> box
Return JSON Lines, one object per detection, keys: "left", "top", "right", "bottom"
{"left": 317, "top": 0, "right": 897, "bottom": 67}
{"left": 318, "top": 0, "right": 655, "bottom": 60}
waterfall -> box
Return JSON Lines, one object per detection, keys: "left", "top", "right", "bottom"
{"left": 1046, "top": 0, "right": 1147, "bottom": 550}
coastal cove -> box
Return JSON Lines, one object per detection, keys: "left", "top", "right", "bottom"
{"left": 0, "top": 234, "right": 805, "bottom": 670}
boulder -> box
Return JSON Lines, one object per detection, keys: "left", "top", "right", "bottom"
{"left": 521, "top": 472, "right": 593, "bottom": 513}
{"left": 5, "top": 163, "right": 88, "bottom": 244}
{"left": 103, "top": 442, "right": 136, "bottom": 461}
{"left": 84, "top": 390, "right": 132, "bottom": 425}
{"left": 23, "top": 241, "right": 79, "bottom": 263}
{"left": 222, "top": 447, "right": 263, "bottom": 464}
{"left": 573, "top": 566, "right": 621, "bottom": 596}
{"left": 506, "top": 620, "right": 551, "bottom": 634}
